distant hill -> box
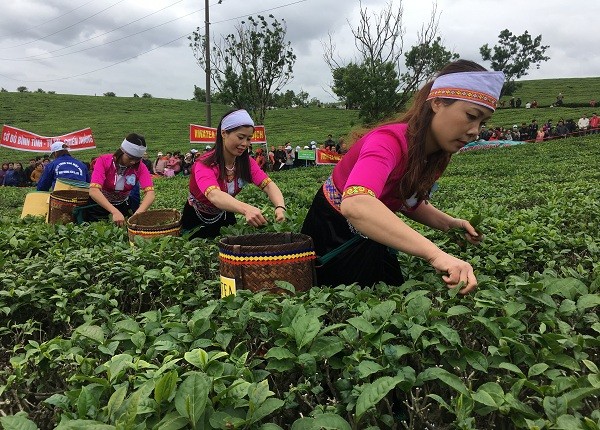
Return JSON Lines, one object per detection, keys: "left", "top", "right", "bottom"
{"left": 1, "top": 76, "right": 599, "bottom": 163}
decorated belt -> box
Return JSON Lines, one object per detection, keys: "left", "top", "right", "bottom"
{"left": 188, "top": 192, "right": 226, "bottom": 224}
{"left": 322, "top": 175, "right": 342, "bottom": 213}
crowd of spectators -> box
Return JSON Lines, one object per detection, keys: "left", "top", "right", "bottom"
{"left": 1, "top": 157, "right": 51, "bottom": 187}
{"left": 480, "top": 113, "right": 599, "bottom": 143}
{"left": 3, "top": 114, "right": 596, "bottom": 187}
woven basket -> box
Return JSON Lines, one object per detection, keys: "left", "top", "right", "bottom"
{"left": 127, "top": 209, "right": 181, "bottom": 242}
{"left": 219, "top": 232, "right": 316, "bottom": 295}
{"left": 48, "top": 190, "right": 89, "bottom": 224}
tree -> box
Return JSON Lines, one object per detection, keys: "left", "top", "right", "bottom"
{"left": 332, "top": 61, "right": 401, "bottom": 123}
{"left": 142, "top": 93, "right": 153, "bottom": 98}
{"left": 293, "top": 90, "right": 309, "bottom": 108}
{"left": 269, "top": 89, "right": 296, "bottom": 108}
{"left": 480, "top": 29, "right": 549, "bottom": 96}
{"left": 103, "top": 92, "right": 116, "bottom": 97}
{"left": 17, "top": 86, "right": 28, "bottom": 93}
{"left": 400, "top": 34, "right": 459, "bottom": 107}
{"left": 193, "top": 85, "right": 206, "bottom": 102}
{"left": 324, "top": 1, "right": 453, "bottom": 124}
{"left": 190, "top": 14, "right": 296, "bottom": 123}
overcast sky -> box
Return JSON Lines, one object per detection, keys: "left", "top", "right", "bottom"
{"left": 0, "top": 0, "right": 598, "bottom": 103}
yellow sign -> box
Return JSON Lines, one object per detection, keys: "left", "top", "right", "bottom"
{"left": 220, "top": 275, "right": 237, "bottom": 298}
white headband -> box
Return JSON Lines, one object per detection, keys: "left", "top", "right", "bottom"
{"left": 221, "top": 109, "right": 254, "bottom": 131}
{"left": 121, "top": 139, "right": 146, "bottom": 158}
{"left": 427, "top": 71, "right": 505, "bottom": 111}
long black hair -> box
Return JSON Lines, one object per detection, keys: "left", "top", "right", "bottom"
{"left": 202, "top": 109, "right": 254, "bottom": 182}
{"left": 399, "top": 59, "right": 487, "bottom": 203}
{"left": 347, "top": 59, "right": 488, "bottom": 204}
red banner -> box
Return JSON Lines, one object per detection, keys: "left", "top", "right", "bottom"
{"left": 189, "top": 124, "right": 267, "bottom": 144}
{"left": 316, "top": 148, "right": 343, "bottom": 165}
{"left": 1, "top": 125, "right": 96, "bottom": 152}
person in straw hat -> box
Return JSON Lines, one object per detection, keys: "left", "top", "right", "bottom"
{"left": 182, "top": 108, "right": 286, "bottom": 239}
{"left": 301, "top": 59, "right": 504, "bottom": 294}
{"left": 81, "top": 133, "right": 155, "bottom": 226}
{"left": 36, "top": 141, "right": 89, "bottom": 191}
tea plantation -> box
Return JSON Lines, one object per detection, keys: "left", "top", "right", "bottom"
{"left": 0, "top": 89, "right": 599, "bottom": 429}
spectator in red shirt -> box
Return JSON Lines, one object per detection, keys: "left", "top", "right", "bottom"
{"left": 589, "top": 113, "right": 599, "bottom": 134}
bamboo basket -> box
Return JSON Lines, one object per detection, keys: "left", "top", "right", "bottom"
{"left": 48, "top": 190, "right": 89, "bottom": 224}
{"left": 219, "top": 232, "right": 316, "bottom": 296}
{"left": 127, "top": 209, "right": 181, "bottom": 242}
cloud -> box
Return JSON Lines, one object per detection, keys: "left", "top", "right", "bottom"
{"left": 0, "top": 0, "right": 598, "bottom": 102}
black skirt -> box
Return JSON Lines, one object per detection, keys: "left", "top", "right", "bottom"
{"left": 301, "top": 186, "right": 404, "bottom": 287}
{"left": 81, "top": 197, "right": 132, "bottom": 222}
{"left": 181, "top": 201, "right": 236, "bottom": 239}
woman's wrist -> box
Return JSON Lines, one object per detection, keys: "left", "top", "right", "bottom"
{"left": 274, "top": 205, "right": 286, "bottom": 212}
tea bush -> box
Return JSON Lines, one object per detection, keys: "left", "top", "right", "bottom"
{"left": 0, "top": 137, "right": 599, "bottom": 429}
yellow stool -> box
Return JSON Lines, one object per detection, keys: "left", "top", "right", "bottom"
{"left": 21, "top": 192, "right": 51, "bottom": 220}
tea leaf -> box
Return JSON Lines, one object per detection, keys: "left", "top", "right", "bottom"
{"left": 155, "top": 370, "right": 178, "bottom": 405}
{"left": 0, "top": 414, "right": 39, "bottom": 430}
{"left": 355, "top": 376, "right": 402, "bottom": 421}
{"left": 174, "top": 372, "right": 211, "bottom": 425}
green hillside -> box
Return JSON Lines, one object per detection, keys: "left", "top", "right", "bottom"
{"left": 1, "top": 76, "right": 599, "bottom": 164}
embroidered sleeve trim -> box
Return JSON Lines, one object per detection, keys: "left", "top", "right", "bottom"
{"left": 90, "top": 183, "right": 103, "bottom": 189}
{"left": 142, "top": 186, "right": 154, "bottom": 192}
{"left": 259, "top": 177, "right": 272, "bottom": 189}
{"left": 342, "top": 185, "right": 376, "bottom": 199}
{"left": 204, "top": 185, "right": 219, "bottom": 197}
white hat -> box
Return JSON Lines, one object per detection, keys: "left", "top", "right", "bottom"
{"left": 157, "top": 152, "right": 163, "bottom": 156}
{"left": 190, "top": 148, "right": 198, "bottom": 154}
{"left": 303, "top": 146, "right": 309, "bottom": 149}
{"left": 50, "top": 141, "right": 68, "bottom": 153}
{"left": 310, "top": 141, "right": 317, "bottom": 145}
{"left": 513, "top": 124, "right": 518, "bottom": 128}
{"left": 205, "top": 145, "right": 212, "bottom": 150}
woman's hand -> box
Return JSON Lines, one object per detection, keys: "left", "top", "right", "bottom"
{"left": 428, "top": 250, "right": 478, "bottom": 294}
{"left": 274, "top": 207, "right": 286, "bottom": 222}
{"left": 244, "top": 205, "right": 267, "bottom": 227}
{"left": 111, "top": 210, "right": 126, "bottom": 226}
{"left": 450, "top": 218, "right": 484, "bottom": 245}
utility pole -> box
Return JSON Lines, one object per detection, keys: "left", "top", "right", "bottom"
{"left": 204, "top": 0, "right": 211, "bottom": 126}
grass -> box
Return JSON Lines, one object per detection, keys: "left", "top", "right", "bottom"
{"left": 1, "top": 75, "right": 599, "bottom": 164}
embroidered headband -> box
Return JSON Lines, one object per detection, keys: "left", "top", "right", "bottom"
{"left": 221, "top": 109, "right": 254, "bottom": 131}
{"left": 121, "top": 139, "right": 146, "bottom": 158}
{"left": 426, "top": 71, "right": 505, "bottom": 111}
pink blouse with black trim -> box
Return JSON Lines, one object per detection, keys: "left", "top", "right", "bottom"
{"left": 332, "top": 123, "right": 420, "bottom": 212}
{"left": 90, "top": 154, "right": 154, "bottom": 203}
{"left": 189, "top": 153, "right": 271, "bottom": 208}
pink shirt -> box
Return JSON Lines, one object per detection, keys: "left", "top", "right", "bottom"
{"left": 332, "top": 123, "right": 417, "bottom": 212}
{"left": 90, "top": 154, "right": 154, "bottom": 203}
{"left": 189, "top": 153, "right": 270, "bottom": 207}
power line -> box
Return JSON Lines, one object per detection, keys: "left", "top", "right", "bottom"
{"left": 0, "top": 1, "right": 200, "bottom": 62}
{"left": 1, "top": 0, "right": 309, "bottom": 85}
{"left": 2, "top": 0, "right": 308, "bottom": 62}
{"left": 0, "top": 0, "right": 98, "bottom": 38}
{"left": 1, "top": 0, "right": 187, "bottom": 61}
{"left": 0, "top": 0, "right": 128, "bottom": 49}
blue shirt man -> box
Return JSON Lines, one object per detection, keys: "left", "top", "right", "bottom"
{"left": 37, "top": 141, "right": 90, "bottom": 191}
